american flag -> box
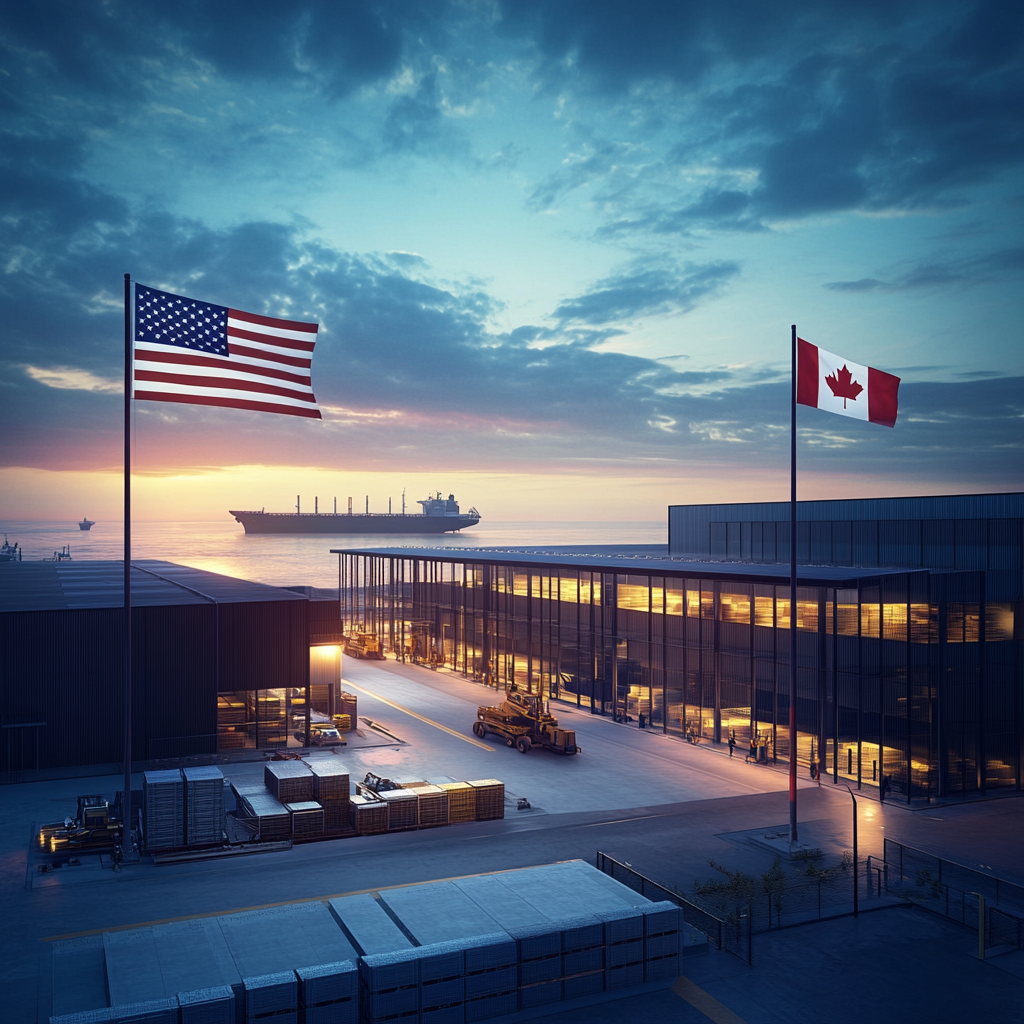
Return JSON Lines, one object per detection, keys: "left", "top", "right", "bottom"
{"left": 133, "top": 284, "right": 321, "bottom": 419}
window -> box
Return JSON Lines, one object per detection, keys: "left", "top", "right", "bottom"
{"left": 719, "top": 591, "right": 751, "bottom": 624}
{"left": 882, "top": 603, "right": 907, "bottom": 641}
{"left": 861, "top": 604, "right": 880, "bottom": 638}
{"left": 986, "top": 603, "right": 1015, "bottom": 641}
{"left": 754, "top": 595, "right": 774, "bottom": 627}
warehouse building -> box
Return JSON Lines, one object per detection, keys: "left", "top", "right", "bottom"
{"left": 334, "top": 492, "right": 1022, "bottom": 803}
{"left": 0, "top": 562, "right": 344, "bottom": 775}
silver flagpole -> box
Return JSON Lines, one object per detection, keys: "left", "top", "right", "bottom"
{"left": 122, "top": 272, "right": 133, "bottom": 859}
{"left": 789, "top": 324, "right": 798, "bottom": 843}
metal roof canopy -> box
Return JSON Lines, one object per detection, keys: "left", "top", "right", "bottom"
{"left": 0, "top": 559, "right": 310, "bottom": 613}
{"left": 329, "top": 545, "right": 923, "bottom": 587}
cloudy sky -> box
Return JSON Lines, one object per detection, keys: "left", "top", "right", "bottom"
{"left": 1, "top": 1, "right": 1021, "bottom": 522}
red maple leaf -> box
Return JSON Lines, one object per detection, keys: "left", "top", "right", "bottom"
{"left": 825, "top": 364, "right": 864, "bottom": 409}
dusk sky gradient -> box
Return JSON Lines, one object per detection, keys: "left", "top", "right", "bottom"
{"left": 1, "top": 1, "right": 1021, "bottom": 523}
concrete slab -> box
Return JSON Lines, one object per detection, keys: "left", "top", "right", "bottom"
{"left": 328, "top": 893, "right": 414, "bottom": 956}
{"left": 152, "top": 918, "right": 240, "bottom": 995}
{"left": 103, "top": 928, "right": 165, "bottom": 1005}
{"left": 51, "top": 936, "right": 108, "bottom": 1017}
{"left": 215, "top": 901, "right": 357, "bottom": 979}
{"left": 378, "top": 881, "right": 504, "bottom": 945}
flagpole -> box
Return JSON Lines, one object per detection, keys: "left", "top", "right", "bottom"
{"left": 789, "top": 323, "right": 798, "bottom": 843}
{"left": 122, "top": 272, "right": 133, "bottom": 856}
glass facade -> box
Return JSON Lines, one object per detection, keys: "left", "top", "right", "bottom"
{"left": 337, "top": 550, "right": 1021, "bottom": 802}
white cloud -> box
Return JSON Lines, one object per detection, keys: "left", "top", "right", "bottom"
{"left": 24, "top": 365, "right": 122, "bottom": 393}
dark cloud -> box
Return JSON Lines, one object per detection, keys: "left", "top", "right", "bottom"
{"left": 504, "top": 1, "right": 1024, "bottom": 229}
{"left": 552, "top": 263, "right": 739, "bottom": 326}
{"left": 824, "top": 247, "right": 1024, "bottom": 292}
{"left": 0, "top": 0, "right": 407, "bottom": 98}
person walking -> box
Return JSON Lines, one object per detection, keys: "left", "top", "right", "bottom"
{"left": 748, "top": 735, "right": 757, "bottom": 762}
{"left": 728, "top": 731, "right": 736, "bottom": 758}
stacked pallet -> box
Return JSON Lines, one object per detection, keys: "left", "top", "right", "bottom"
{"left": 379, "top": 789, "right": 417, "bottom": 831}
{"left": 239, "top": 791, "right": 291, "bottom": 843}
{"left": 438, "top": 782, "right": 476, "bottom": 823}
{"left": 338, "top": 692, "right": 358, "bottom": 727}
{"left": 264, "top": 761, "right": 314, "bottom": 804}
{"left": 401, "top": 784, "right": 448, "bottom": 827}
{"left": 349, "top": 794, "right": 388, "bottom": 835}
{"left": 243, "top": 972, "right": 297, "bottom": 1024}
{"left": 468, "top": 779, "right": 504, "bottom": 820}
{"left": 178, "top": 985, "right": 235, "bottom": 1024}
{"left": 333, "top": 714, "right": 352, "bottom": 732}
{"left": 143, "top": 769, "right": 184, "bottom": 852}
{"left": 308, "top": 760, "right": 350, "bottom": 833}
{"left": 285, "top": 801, "right": 324, "bottom": 840}
{"left": 296, "top": 961, "right": 357, "bottom": 1024}
{"left": 183, "top": 766, "right": 224, "bottom": 847}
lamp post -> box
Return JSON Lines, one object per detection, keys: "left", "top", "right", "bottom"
{"left": 844, "top": 784, "right": 858, "bottom": 917}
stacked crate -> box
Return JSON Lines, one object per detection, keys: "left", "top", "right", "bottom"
{"left": 349, "top": 794, "right": 388, "bottom": 835}
{"left": 338, "top": 692, "right": 358, "bottom": 728}
{"left": 284, "top": 801, "right": 324, "bottom": 840}
{"left": 641, "top": 902, "right": 682, "bottom": 981}
{"left": 264, "top": 761, "right": 314, "bottom": 804}
{"left": 438, "top": 782, "right": 476, "bottom": 823}
{"left": 295, "top": 961, "right": 357, "bottom": 1024}
{"left": 183, "top": 766, "right": 224, "bottom": 847}
{"left": 308, "top": 760, "right": 350, "bottom": 833}
{"left": 239, "top": 791, "right": 291, "bottom": 843}
{"left": 379, "top": 789, "right": 417, "bottom": 831}
{"left": 143, "top": 769, "right": 184, "bottom": 852}
{"left": 558, "top": 915, "right": 605, "bottom": 999}
{"left": 358, "top": 949, "right": 418, "bottom": 1023}
{"left": 242, "top": 971, "right": 297, "bottom": 1024}
{"left": 506, "top": 922, "right": 562, "bottom": 1009}
{"left": 401, "top": 783, "right": 448, "bottom": 828}
{"left": 594, "top": 904, "right": 644, "bottom": 992}
{"left": 467, "top": 779, "right": 504, "bottom": 821}
{"left": 178, "top": 985, "right": 235, "bottom": 1024}
{"left": 461, "top": 933, "right": 518, "bottom": 1021}
{"left": 332, "top": 714, "right": 352, "bottom": 732}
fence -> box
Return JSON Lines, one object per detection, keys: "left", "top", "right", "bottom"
{"left": 880, "top": 839, "right": 1024, "bottom": 952}
{"left": 595, "top": 851, "right": 749, "bottom": 963}
{"left": 596, "top": 850, "right": 900, "bottom": 964}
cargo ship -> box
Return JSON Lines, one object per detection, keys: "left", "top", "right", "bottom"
{"left": 229, "top": 492, "right": 481, "bottom": 535}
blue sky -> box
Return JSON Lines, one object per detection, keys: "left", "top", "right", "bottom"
{"left": 1, "top": 1, "right": 1021, "bottom": 520}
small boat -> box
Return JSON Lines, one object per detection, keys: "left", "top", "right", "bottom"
{"left": 44, "top": 545, "right": 73, "bottom": 562}
{"left": 0, "top": 535, "right": 22, "bottom": 562}
{"left": 79, "top": 518, "right": 95, "bottom": 531}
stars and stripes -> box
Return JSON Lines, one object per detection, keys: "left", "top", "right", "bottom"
{"left": 133, "top": 283, "right": 321, "bottom": 419}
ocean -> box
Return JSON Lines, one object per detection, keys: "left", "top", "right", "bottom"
{"left": 0, "top": 519, "right": 666, "bottom": 588}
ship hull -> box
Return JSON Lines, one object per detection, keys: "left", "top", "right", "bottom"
{"left": 229, "top": 511, "right": 480, "bottom": 535}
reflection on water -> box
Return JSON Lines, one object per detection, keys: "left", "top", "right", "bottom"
{"left": 0, "top": 519, "right": 665, "bottom": 588}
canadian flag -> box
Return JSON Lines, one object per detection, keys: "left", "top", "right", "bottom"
{"left": 797, "top": 338, "right": 900, "bottom": 427}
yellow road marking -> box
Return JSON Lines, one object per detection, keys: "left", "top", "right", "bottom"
{"left": 672, "top": 977, "right": 748, "bottom": 1024}
{"left": 344, "top": 681, "right": 492, "bottom": 751}
{"left": 41, "top": 859, "right": 582, "bottom": 941}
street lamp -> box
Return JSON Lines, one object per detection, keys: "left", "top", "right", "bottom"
{"left": 844, "top": 784, "right": 858, "bottom": 918}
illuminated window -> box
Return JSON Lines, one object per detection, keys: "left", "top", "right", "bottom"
{"left": 947, "top": 604, "right": 980, "bottom": 643}
{"left": 882, "top": 603, "right": 907, "bottom": 641}
{"left": 776, "top": 597, "right": 790, "bottom": 630}
{"left": 719, "top": 592, "right": 750, "bottom": 624}
{"left": 796, "top": 600, "right": 818, "bottom": 631}
{"left": 986, "top": 603, "right": 1015, "bottom": 642}
{"left": 754, "top": 595, "right": 774, "bottom": 627}
{"left": 861, "top": 604, "right": 880, "bottom": 638}
{"left": 617, "top": 583, "right": 651, "bottom": 611}
{"left": 686, "top": 588, "right": 701, "bottom": 618}
{"left": 701, "top": 590, "right": 714, "bottom": 619}
{"left": 910, "top": 604, "right": 932, "bottom": 644}
{"left": 836, "top": 589, "right": 858, "bottom": 636}
{"left": 665, "top": 585, "right": 684, "bottom": 616}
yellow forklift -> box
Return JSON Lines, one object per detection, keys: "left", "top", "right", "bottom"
{"left": 474, "top": 686, "right": 580, "bottom": 755}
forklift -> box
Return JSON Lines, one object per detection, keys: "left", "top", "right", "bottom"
{"left": 474, "top": 686, "right": 580, "bottom": 755}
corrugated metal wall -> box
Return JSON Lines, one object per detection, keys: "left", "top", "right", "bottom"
{"left": 1, "top": 597, "right": 309, "bottom": 772}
